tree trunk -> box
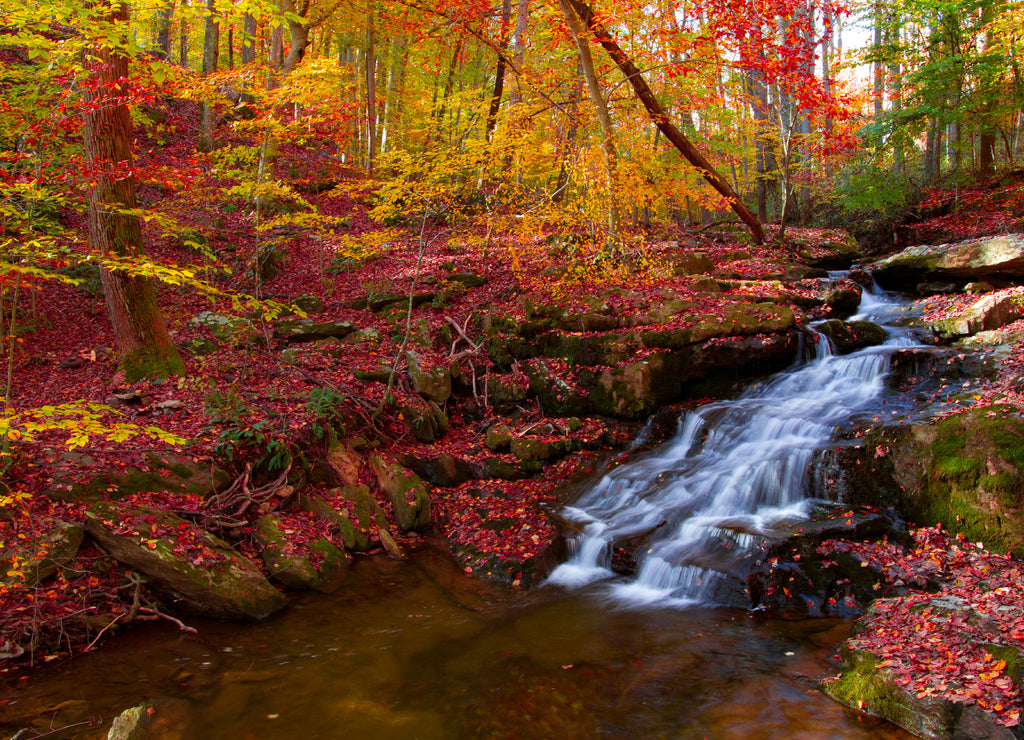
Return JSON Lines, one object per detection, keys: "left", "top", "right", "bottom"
{"left": 242, "top": 13, "right": 257, "bottom": 65}
{"left": 365, "top": 8, "right": 377, "bottom": 171}
{"left": 84, "top": 2, "right": 184, "bottom": 382}
{"left": 199, "top": 0, "right": 219, "bottom": 152}
{"left": 155, "top": 0, "right": 175, "bottom": 59}
{"left": 564, "top": 0, "right": 763, "bottom": 243}
{"left": 486, "top": 0, "right": 513, "bottom": 140}
{"left": 557, "top": 0, "right": 620, "bottom": 239}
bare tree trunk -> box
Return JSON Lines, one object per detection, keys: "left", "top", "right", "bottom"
{"left": 200, "top": 0, "right": 219, "bottom": 152}
{"left": 242, "top": 13, "right": 257, "bottom": 64}
{"left": 557, "top": 0, "right": 620, "bottom": 239}
{"left": 179, "top": 1, "right": 188, "bottom": 68}
{"left": 562, "top": 0, "right": 762, "bottom": 243}
{"left": 155, "top": 0, "right": 175, "bottom": 59}
{"left": 85, "top": 1, "right": 184, "bottom": 382}
{"left": 365, "top": 8, "right": 377, "bottom": 171}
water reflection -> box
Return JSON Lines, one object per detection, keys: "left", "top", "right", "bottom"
{"left": 1, "top": 539, "right": 909, "bottom": 739}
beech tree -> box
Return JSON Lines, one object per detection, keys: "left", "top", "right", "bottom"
{"left": 83, "top": 1, "right": 185, "bottom": 381}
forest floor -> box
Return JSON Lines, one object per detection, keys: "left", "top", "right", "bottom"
{"left": 3, "top": 100, "right": 1024, "bottom": 732}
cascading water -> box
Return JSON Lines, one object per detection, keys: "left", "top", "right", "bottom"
{"left": 547, "top": 281, "right": 922, "bottom": 606}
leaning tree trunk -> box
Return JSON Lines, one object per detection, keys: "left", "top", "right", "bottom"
{"left": 564, "top": 0, "right": 763, "bottom": 244}
{"left": 84, "top": 2, "right": 185, "bottom": 382}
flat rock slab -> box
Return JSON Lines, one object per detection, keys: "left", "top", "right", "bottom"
{"left": 85, "top": 501, "right": 287, "bottom": 619}
{"left": 874, "top": 233, "right": 1024, "bottom": 285}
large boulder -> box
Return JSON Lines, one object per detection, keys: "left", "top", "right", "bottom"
{"left": 85, "top": 502, "right": 287, "bottom": 619}
{"left": 873, "top": 233, "right": 1024, "bottom": 287}
{"left": 831, "top": 405, "right": 1024, "bottom": 558}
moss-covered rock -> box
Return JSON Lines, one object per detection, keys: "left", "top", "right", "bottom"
{"left": 817, "top": 320, "right": 889, "bottom": 354}
{"left": 85, "top": 502, "right": 287, "bottom": 619}
{"left": 523, "top": 359, "right": 591, "bottom": 416}
{"left": 369, "top": 456, "right": 432, "bottom": 532}
{"left": 254, "top": 513, "right": 350, "bottom": 591}
{"left": 889, "top": 405, "right": 1024, "bottom": 557}
{"left": 400, "top": 398, "right": 449, "bottom": 443}
{"left": 190, "top": 311, "right": 257, "bottom": 346}
{"left": 835, "top": 406, "right": 1024, "bottom": 558}
{"left": 297, "top": 485, "right": 387, "bottom": 552}
{"left": 0, "top": 519, "right": 83, "bottom": 588}
{"left": 272, "top": 319, "right": 356, "bottom": 343}
{"left": 823, "top": 609, "right": 1024, "bottom": 740}
{"left": 47, "top": 453, "right": 230, "bottom": 504}
{"left": 406, "top": 351, "right": 452, "bottom": 403}
{"left": 671, "top": 251, "right": 714, "bottom": 276}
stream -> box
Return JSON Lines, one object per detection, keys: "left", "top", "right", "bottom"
{"left": 1, "top": 283, "right": 940, "bottom": 739}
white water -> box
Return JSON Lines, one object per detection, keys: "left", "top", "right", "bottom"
{"left": 547, "top": 283, "right": 920, "bottom": 606}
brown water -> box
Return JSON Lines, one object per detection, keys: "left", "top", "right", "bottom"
{"left": 0, "top": 539, "right": 910, "bottom": 740}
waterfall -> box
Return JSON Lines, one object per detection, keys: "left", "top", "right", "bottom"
{"left": 546, "top": 282, "right": 920, "bottom": 607}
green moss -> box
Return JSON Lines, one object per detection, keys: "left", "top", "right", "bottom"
{"left": 120, "top": 345, "right": 186, "bottom": 383}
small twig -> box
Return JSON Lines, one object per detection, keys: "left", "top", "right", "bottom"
{"left": 83, "top": 612, "right": 126, "bottom": 652}
{"left": 137, "top": 607, "right": 198, "bottom": 634}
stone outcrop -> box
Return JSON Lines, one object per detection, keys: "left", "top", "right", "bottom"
{"left": 873, "top": 233, "right": 1024, "bottom": 287}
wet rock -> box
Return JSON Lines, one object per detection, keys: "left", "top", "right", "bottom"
{"left": 85, "top": 502, "right": 287, "bottom": 619}
{"left": 824, "top": 285, "right": 863, "bottom": 315}
{"left": 107, "top": 702, "right": 152, "bottom": 740}
{"left": 254, "top": 513, "right": 350, "bottom": 591}
{"left": 816, "top": 320, "right": 889, "bottom": 354}
{"left": 369, "top": 456, "right": 432, "bottom": 532}
{"left": 873, "top": 233, "right": 1024, "bottom": 286}
{"left": 822, "top": 612, "right": 1024, "bottom": 740}
{"left": 535, "top": 330, "right": 635, "bottom": 366}
{"left": 273, "top": 318, "right": 355, "bottom": 343}
{"left": 746, "top": 506, "right": 911, "bottom": 617}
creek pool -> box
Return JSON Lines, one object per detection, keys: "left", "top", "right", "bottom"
{"left": 1, "top": 537, "right": 910, "bottom": 740}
